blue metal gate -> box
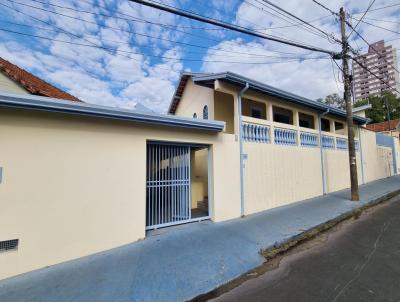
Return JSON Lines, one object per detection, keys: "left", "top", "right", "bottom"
{"left": 146, "top": 143, "right": 191, "bottom": 229}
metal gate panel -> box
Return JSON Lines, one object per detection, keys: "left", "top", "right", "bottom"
{"left": 146, "top": 143, "right": 191, "bottom": 229}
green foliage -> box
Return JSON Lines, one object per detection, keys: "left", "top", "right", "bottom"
{"left": 354, "top": 92, "right": 400, "bottom": 123}
{"left": 317, "top": 93, "right": 345, "bottom": 110}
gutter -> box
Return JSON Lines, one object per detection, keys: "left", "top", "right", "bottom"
{"left": 318, "top": 109, "right": 330, "bottom": 195}
{"left": 193, "top": 72, "right": 368, "bottom": 125}
{"left": 0, "top": 92, "right": 225, "bottom": 132}
{"left": 238, "top": 83, "right": 249, "bottom": 217}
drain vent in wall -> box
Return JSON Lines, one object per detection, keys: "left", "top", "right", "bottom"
{"left": 0, "top": 239, "right": 19, "bottom": 252}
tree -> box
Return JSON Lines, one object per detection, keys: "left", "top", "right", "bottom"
{"left": 354, "top": 92, "right": 400, "bottom": 123}
{"left": 317, "top": 93, "right": 345, "bottom": 110}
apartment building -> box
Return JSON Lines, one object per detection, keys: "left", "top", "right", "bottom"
{"left": 352, "top": 40, "right": 400, "bottom": 101}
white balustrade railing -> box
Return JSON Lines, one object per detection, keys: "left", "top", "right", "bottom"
{"left": 300, "top": 132, "right": 318, "bottom": 147}
{"left": 242, "top": 120, "right": 360, "bottom": 152}
{"left": 322, "top": 135, "right": 335, "bottom": 149}
{"left": 242, "top": 122, "right": 270, "bottom": 143}
{"left": 274, "top": 127, "right": 297, "bottom": 146}
{"left": 336, "top": 137, "right": 348, "bottom": 150}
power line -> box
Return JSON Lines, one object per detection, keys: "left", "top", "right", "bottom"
{"left": 258, "top": 0, "right": 340, "bottom": 43}
{"left": 9, "top": 0, "right": 225, "bottom": 44}
{"left": 0, "top": 20, "right": 319, "bottom": 60}
{"left": 349, "top": 16, "right": 400, "bottom": 35}
{"left": 244, "top": 0, "right": 330, "bottom": 40}
{"left": 310, "top": 0, "right": 339, "bottom": 17}
{"left": 1, "top": 0, "right": 315, "bottom": 59}
{"left": 362, "top": 16, "right": 400, "bottom": 24}
{"left": 346, "top": 21, "right": 400, "bottom": 75}
{"left": 330, "top": 58, "right": 342, "bottom": 95}
{"left": 353, "top": 2, "right": 400, "bottom": 14}
{"left": 347, "top": 0, "right": 376, "bottom": 38}
{"left": 0, "top": 0, "right": 175, "bottom": 72}
{"left": 127, "top": 0, "right": 340, "bottom": 56}
{"left": 26, "top": 0, "right": 327, "bottom": 49}
{"left": 352, "top": 56, "right": 400, "bottom": 95}
{"left": 0, "top": 27, "right": 330, "bottom": 64}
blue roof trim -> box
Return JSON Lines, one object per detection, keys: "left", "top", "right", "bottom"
{"left": 193, "top": 72, "right": 369, "bottom": 125}
{"left": 0, "top": 92, "right": 225, "bottom": 132}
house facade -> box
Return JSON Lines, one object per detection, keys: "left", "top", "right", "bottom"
{"left": 0, "top": 71, "right": 397, "bottom": 280}
{"left": 366, "top": 118, "right": 400, "bottom": 139}
{"left": 0, "top": 57, "right": 80, "bottom": 102}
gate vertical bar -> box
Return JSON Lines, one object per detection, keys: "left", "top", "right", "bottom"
{"left": 188, "top": 146, "right": 191, "bottom": 220}
{"left": 157, "top": 144, "right": 160, "bottom": 226}
{"left": 161, "top": 145, "right": 164, "bottom": 225}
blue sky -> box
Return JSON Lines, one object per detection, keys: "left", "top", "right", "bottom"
{"left": 0, "top": 0, "right": 399, "bottom": 112}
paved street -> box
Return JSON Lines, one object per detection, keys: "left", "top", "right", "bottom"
{"left": 210, "top": 195, "right": 400, "bottom": 302}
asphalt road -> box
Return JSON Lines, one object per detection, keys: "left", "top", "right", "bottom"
{"left": 210, "top": 196, "right": 400, "bottom": 302}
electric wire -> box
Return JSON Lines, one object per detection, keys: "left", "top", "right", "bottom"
{"left": 0, "top": 0, "right": 316, "bottom": 58}
{"left": 347, "top": 0, "right": 376, "bottom": 38}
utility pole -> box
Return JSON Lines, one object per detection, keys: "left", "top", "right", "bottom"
{"left": 384, "top": 95, "right": 392, "bottom": 135}
{"left": 340, "top": 7, "right": 359, "bottom": 201}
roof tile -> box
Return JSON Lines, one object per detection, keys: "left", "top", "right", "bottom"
{"left": 0, "top": 57, "right": 81, "bottom": 102}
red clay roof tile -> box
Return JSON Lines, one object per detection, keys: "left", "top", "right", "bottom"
{"left": 0, "top": 57, "right": 81, "bottom": 102}
{"left": 366, "top": 119, "right": 400, "bottom": 132}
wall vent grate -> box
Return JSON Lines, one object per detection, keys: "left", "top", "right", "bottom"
{"left": 0, "top": 239, "right": 19, "bottom": 252}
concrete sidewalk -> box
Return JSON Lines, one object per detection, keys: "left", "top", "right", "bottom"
{"left": 1, "top": 176, "right": 400, "bottom": 302}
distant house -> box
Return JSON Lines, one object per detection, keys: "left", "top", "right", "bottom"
{"left": 0, "top": 57, "right": 80, "bottom": 102}
{"left": 366, "top": 119, "right": 400, "bottom": 139}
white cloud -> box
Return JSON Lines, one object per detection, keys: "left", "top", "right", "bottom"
{"left": 1, "top": 0, "right": 399, "bottom": 114}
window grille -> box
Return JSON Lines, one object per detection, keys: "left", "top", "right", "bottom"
{"left": 203, "top": 105, "right": 208, "bottom": 120}
{"left": 0, "top": 239, "right": 19, "bottom": 252}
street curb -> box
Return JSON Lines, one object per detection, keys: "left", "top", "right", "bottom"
{"left": 262, "top": 189, "right": 400, "bottom": 259}
{"left": 190, "top": 189, "right": 400, "bottom": 302}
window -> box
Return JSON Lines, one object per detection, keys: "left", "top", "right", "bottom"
{"left": 335, "top": 121, "right": 345, "bottom": 135}
{"left": 251, "top": 107, "right": 262, "bottom": 119}
{"left": 273, "top": 106, "right": 293, "bottom": 125}
{"left": 299, "top": 112, "right": 315, "bottom": 129}
{"left": 335, "top": 122, "right": 344, "bottom": 130}
{"left": 320, "top": 118, "right": 331, "bottom": 132}
{"left": 202, "top": 105, "right": 208, "bottom": 120}
{"left": 241, "top": 99, "right": 266, "bottom": 120}
{"left": 193, "top": 113, "right": 197, "bottom": 118}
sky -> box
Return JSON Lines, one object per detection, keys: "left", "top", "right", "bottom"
{"left": 0, "top": 0, "right": 399, "bottom": 113}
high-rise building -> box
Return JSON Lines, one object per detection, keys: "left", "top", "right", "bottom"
{"left": 352, "top": 40, "right": 400, "bottom": 101}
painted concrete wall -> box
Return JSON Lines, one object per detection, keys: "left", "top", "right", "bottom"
{"left": 243, "top": 143, "right": 322, "bottom": 214}
{"left": 191, "top": 148, "right": 208, "bottom": 208}
{"left": 0, "top": 73, "right": 28, "bottom": 95}
{"left": 394, "top": 137, "right": 400, "bottom": 174}
{"left": 175, "top": 78, "right": 214, "bottom": 120}
{"left": 361, "top": 128, "right": 394, "bottom": 182}
{"left": 0, "top": 108, "right": 241, "bottom": 280}
{"left": 243, "top": 125, "right": 388, "bottom": 216}
{"left": 214, "top": 91, "right": 235, "bottom": 134}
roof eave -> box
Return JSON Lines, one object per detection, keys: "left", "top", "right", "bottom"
{"left": 193, "top": 72, "right": 369, "bottom": 125}
{"left": 0, "top": 92, "right": 225, "bottom": 132}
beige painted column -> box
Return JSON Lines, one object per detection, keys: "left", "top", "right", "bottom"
{"left": 293, "top": 109, "right": 300, "bottom": 145}
{"left": 267, "top": 103, "right": 275, "bottom": 143}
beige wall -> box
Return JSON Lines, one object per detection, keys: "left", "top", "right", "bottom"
{"left": 0, "top": 108, "right": 241, "bottom": 280}
{"left": 243, "top": 143, "right": 322, "bottom": 214}
{"left": 0, "top": 73, "right": 28, "bottom": 95}
{"left": 394, "top": 137, "right": 400, "bottom": 174}
{"left": 191, "top": 148, "right": 208, "bottom": 208}
{"left": 214, "top": 91, "right": 235, "bottom": 134}
{"left": 360, "top": 128, "right": 394, "bottom": 181}
{"left": 175, "top": 78, "right": 214, "bottom": 120}
{"left": 2, "top": 79, "right": 397, "bottom": 281}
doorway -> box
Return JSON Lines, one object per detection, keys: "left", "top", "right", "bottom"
{"left": 146, "top": 142, "right": 210, "bottom": 230}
